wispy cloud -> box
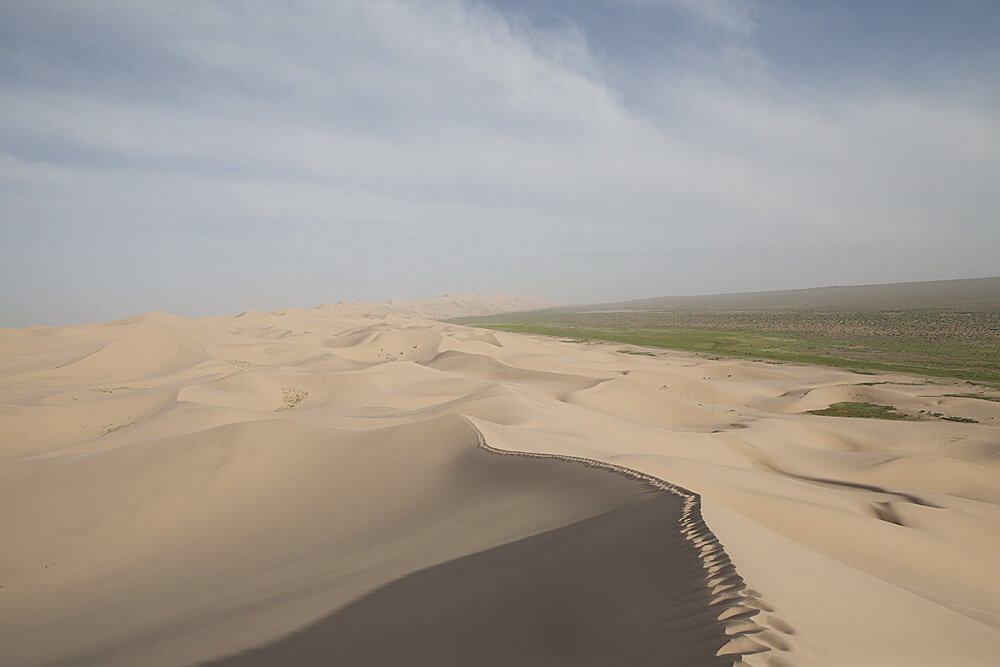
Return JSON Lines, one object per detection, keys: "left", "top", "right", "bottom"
{"left": 1, "top": 0, "right": 998, "bottom": 324}
{"left": 671, "top": 0, "right": 759, "bottom": 35}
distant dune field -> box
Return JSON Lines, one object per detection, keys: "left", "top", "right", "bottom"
{"left": 2, "top": 293, "right": 999, "bottom": 665}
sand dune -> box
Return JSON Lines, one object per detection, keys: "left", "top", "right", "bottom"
{"left": 314, "top": 293, "right": 559, "bottom": 320}
{"left": 2, "top": 301, "right": 999, "bottom": 665}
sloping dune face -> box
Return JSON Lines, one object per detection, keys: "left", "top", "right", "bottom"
{"left": 205, "top": 479, "right": 738, "bottom": 667}
{"left": 2, "top": 304, "right": 1000, "bottom": 665}
{"left": 0, "top": 306, "right": 757, "bottom": 667}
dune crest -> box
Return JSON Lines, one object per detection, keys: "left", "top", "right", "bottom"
{"left": 313, "top": 293, "right": 559, "bottom": 320}
{"left": 2, "top": 304, "right": 999, "bottom": 665}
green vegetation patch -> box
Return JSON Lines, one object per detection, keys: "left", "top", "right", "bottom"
{"left": 617, "top": 349, "right": 658, "bottom": 357}
{"left": 943, "top": 393, "right": 1000, "bottom": 403}
{"left": 805, "top": 402, "right": 919, "bottom": 420}
{"left": 806, "top": 403, "right": 979, "bottom": 423}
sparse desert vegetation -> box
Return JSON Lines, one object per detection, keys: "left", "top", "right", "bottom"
{"left": 100, "top": 420, "right": 137, "bottom": 435}
{"left": 277, "top": 387, "right": 308, "bottom": 411}
{"left": 228, "top": 359, "right": 265, "bottom": 369}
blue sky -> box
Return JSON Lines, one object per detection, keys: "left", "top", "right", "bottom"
{"left": 2, "top": 0, "right": 998, "bottom": 325}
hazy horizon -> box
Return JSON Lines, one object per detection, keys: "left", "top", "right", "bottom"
{"left": 3, "top": 1, "right": 999, "bottom": 326}
{"left": 5, "top": 274, "right": 998, "bottom": 328}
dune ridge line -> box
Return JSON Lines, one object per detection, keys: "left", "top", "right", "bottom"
{"left": 466, "top": 417, "right": 775, "bottom": 660}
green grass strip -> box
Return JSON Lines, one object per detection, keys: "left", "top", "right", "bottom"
{"left": 942, "top": 393, "right": 1000, "bottom": 403}
{"left": 463, "top": 323, "right": 1000, "bottom": 384}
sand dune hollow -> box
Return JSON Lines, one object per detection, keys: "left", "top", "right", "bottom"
{"left": 1, "top": 301, "right": 999, "bottom": 665}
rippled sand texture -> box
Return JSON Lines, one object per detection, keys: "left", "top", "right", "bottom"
{"left": 2, "top": 302, "right": 999, "bottom": 665}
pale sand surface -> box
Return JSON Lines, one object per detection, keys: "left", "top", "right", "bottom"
{"left": 1, "top": 299, "right": 999, "bottom": 665}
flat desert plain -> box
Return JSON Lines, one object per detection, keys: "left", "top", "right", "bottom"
{"left": 1, "top": 298, "right": 999, "bottom": 665}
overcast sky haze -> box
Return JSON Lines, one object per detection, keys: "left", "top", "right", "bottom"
{"left": 2, "top": 0, "right": 999, "bottom": 325}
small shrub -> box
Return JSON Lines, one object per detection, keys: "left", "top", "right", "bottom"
{"left": 277, "top": 388, "right": 308, "bottom": 411}
{"left": 100, "top": 420, "right": 136, "bottom": 435}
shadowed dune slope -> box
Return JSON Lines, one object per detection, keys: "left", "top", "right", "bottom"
{"left": 206, "top": 490, "right": 737, "bottom": 667}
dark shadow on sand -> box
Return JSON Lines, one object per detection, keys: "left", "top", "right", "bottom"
{"left": 205, "top": 493, "right": 738, "bottom": 667}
